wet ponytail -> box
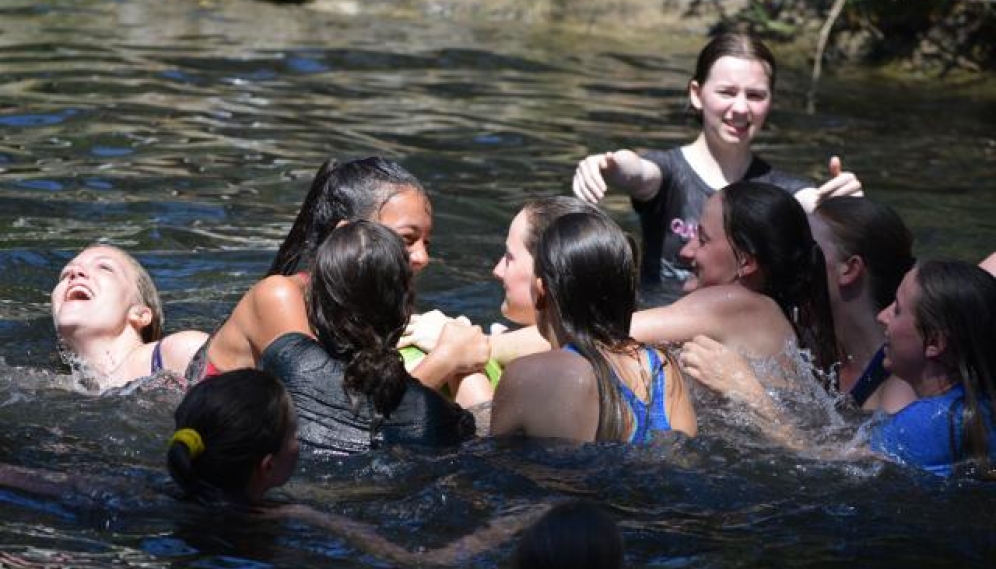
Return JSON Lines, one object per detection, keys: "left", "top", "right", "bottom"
{"left": 167, "top": 369, "right": 293, "bottom": 504}
{"left": 307, "top": 221, "right": 414, "bottom": 435}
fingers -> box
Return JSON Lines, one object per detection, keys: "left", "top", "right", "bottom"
{"left": 828, "top": 155, "right": 842, "bottom": 178}
{"left": 816, "top": 172, "right": 863, "bottom": 201}
{"left": 572, "top": 153, "right": 610, "bottom": 203}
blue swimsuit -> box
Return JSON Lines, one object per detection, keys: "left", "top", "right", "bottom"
{"left": 564, "top": 344, "right": 672, "bottom": 443}
{"left": 871, "top": 384, "right": 996, "bottom": 476}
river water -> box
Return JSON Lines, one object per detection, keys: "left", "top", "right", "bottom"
{"left": 1, "top": 0, "right": 995, "bottom": 567}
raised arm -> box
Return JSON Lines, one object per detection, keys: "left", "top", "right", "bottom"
{"left": 572, "top": 149, "right": 663, "bottom": 204}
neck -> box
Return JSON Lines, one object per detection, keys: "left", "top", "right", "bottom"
{"left": 832, "top": 293, "right": 884, "bottom": 391}
{"left": 691, "top": 133, "right": 753, "bottom": 185}
{"left": 59, "top": 328, "right": 145, "bottom": 388}
{"left": 910, "top": 363, "right": 957, "bottom": 399}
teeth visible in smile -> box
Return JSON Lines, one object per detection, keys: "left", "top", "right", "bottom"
{"left": 66, "top": 285, "right": 92, "bottom": 301}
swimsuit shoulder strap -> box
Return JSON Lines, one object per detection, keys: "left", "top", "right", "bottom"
{"left": 150, "top": 340, "right": 164, "bottom": 375}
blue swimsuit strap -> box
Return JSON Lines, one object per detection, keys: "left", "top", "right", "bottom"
{"left": 850, "top": 345, "right": 890, "bottom": 406}
{"left": 563, "top": 344, "right": 670, "bottom": 442}
{"left": 151, "top": 341, "right": 164, "bottom": 375}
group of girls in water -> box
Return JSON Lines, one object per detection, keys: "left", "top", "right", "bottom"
{"left": 41, "top": 31, "right": 996, "bottom": 530}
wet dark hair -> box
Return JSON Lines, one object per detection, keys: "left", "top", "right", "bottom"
{"left": 267, "top": 156, "right": 428, "bottom": 276}
{"left": 534, "top": 211, "right": 639, "bottom": 441}
{"left": 720, "top": 182, "right": 838, "bottom": 373}
{"left": 693, "top": 32, "right": 777, "bottom": 90}
{"left": 514, "top": 500, "right": 624, "bottom": 569}
{"left": 913, "top": 260, "right": 996, "bottom": 478}
{"left": 814, "top": 197, "right": 915, "bottom": 311}
{"left": 521, "top": 196, "right": 601, "bottom": 259}
{"left": 307, "top": 220, "right": 413, "bottom": 433}
{"left": 167, "top": 368, "right": 293, "bottom": 504}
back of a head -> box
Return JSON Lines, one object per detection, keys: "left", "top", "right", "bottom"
{"left": 522, "top": 196, "right": 601, "bottom": 259}
{"left": 914, "top": 260, "right": 996, "bottom": 393}
{"left": 535, "top": 211, "right": 638, "bottom": 441}
{"left": 307, "top": 220, "right": 413, "bottom": 421}
{"left": 535, "top": 210, "right": 636, "bottom": 347}
{"left": 721, "top": 181, "right": 813, "bottom": 300}
{"left": 268, "top": 156, "right": 425, "bottom": 276}
{"left": 514, "top": 500, "right": 624, "bottom": 569}
{"left": 167, "top": 368, "right": 292, "bottom": 504}
{"left": 815, "top": 197, "right": 915, "bottom": 311}
{"left": 721, "top": 182, "right": 837, "bottom": 371}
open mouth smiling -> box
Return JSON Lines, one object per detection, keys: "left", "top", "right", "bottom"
{"left": 65, "top": 284, "right": 94, "bottom": 301}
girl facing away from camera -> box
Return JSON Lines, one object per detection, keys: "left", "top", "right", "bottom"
{"left": 490, "top": 211, "right": 697, "bottom": 442}
{"left": 260, "top": 220, "right": 475, "bottom": 454}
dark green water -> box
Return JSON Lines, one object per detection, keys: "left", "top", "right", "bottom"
{"left": 1, "top": 1, "right": 995, "bottom": 567}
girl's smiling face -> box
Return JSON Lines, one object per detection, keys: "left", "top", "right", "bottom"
{"left": 376, "top": 188, "right": 433, "bottom": 273}
{"left": 493, "top": 210, "right": 537, "bottom": 325}
{"left": 690, "top": 55, "right": 772, "bottom": 147}
{"left": 877, "top": 268, "right": 927, "bottom": 381}
{"left": 51, "top": 245, "right": 150, "bottom": 341}
{"left": 678, "top": 193, "right": 740, "bottom": 292}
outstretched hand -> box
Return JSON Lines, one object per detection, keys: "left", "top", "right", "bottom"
{"left": 795, "top": 155, "right": 863, "bottom": 213}
{"left": 571, "top": 149, "right": 645, "bottom": 203}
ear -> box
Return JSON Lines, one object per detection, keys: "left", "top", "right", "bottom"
{"left": 924, "top": 332, "right": 948, "bottom": 360}
{"left": 531, "top": 277, "right": 547, "bottom": 312}
{"left": 737, "top": 252, "right": 759, "bottom": 279}
{"left": 127, "top": 305, "right": 153, "bottom": 331}
{"left": 838, "top": 255, "right": 864, "bottom": 287}
{"left": 689, "top": 80, "right": 703, "bottom": 112}
{"left": 335, "top": 219, "right": 350, "bottom": 229}
{"left": 253, "top": 453, "right": 276, "bottom": 487}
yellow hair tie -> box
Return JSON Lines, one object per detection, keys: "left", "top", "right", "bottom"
{"left": 169, "top": 428, "right": 205, "bottom": 459}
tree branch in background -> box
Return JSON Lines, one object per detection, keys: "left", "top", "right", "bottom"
{"left": 807, "top": 0, "right": 848, "bottom": 113}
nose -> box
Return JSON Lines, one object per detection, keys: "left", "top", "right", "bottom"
{"left": 678, "top": 239, "right": 697, "bottom": 262}
{"left": 731, "top": 92, "right": 749, "bottom": 114}
{"left": 493, "top": 257, "right": 505, "bottom": 280}
{"left": 876, "top": 304, "right": 892, "bottom": 327}
{"left": 67, "top": 264, "right": 87, "bottom": 280}
{"left": 408, "top": 243, "right": 429, "bottom": 273}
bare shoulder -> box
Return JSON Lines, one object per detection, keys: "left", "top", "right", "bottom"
{"left": 159, "top": 330, "right": 209, "bottom": 374}
{"left": 499, "top": 350, "right": 598, "bottom": 397}
{"left": 250, "top": 274, "right": 307, "bottom": 309}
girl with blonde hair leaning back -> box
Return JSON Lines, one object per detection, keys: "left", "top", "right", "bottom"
{"left": 51, "top": 244, "right": 207, "bottom": 391}
{"left": 491, "top": 211, "right": 696, "bottom": 442}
